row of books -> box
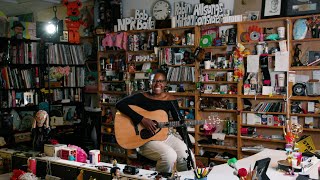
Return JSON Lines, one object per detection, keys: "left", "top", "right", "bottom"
{"left": 0, "top": 67, "right": 40, "bottom": 89}
{"left": 61, "top": 67, "right": 85, "bottom": 87}
{"left": 8, "top": 42, "right": 40, "bottom": 65}
{"left": 253, "top": 101, "right": 286, "bottom": 113}
{"left": 1, "top": 90, "right": 38, "bottom": 108}
{"left": 167, "top": 66, "right": 195, "bottom": 82}
{"left": 47, "top": 44, "right": 85, "bottom": 65}
{"left": 52, "top": 88, "right": 83, "bottom": 102}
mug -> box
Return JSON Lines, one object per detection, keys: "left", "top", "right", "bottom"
{"left": 277, "top": 27, "right": 285, "bottom": 39}
{"left": 204, "top": 61, "right": 211, "bottom": 69}
{"left": 256, "top": 44, "right": 264, "bottom": 55}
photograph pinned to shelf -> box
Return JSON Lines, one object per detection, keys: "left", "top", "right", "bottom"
{"left": 307, "top": 51, "right": 320, "bottom": 66}
{"left": 23, "top": 92, "right": 34, "bottom": 106}
{"left": 261, "top": 0, "right": 284, "bottom": 19}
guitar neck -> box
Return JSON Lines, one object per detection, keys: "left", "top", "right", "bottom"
{"left": 158, "top": 120, "right": 207, "bottom": 128}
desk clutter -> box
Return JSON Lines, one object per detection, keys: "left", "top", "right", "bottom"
{"left": 0, "top": 146, "right": 162, "bottom": 180}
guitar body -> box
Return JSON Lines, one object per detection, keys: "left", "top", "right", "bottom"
{"left": 114, "top": 105, "right": 169, "bottom": 149}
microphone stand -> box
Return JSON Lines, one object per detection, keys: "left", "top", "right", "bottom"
{"left": 171, "top": 101, "right": 195, "bottom": 171}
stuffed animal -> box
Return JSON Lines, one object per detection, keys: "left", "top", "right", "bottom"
{"left": 63, "top": 0, "right": 87, "bottom": 43}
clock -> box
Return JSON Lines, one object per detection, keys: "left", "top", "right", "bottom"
{"left": 152, "top": 0, "right": 171, "bottom": 20}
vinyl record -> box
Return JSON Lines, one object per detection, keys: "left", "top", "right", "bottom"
{"left": 200, "top": 35, "right": 212, "bottom": 48}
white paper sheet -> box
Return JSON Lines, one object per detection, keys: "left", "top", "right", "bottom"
{"left": 275, "top": 51, "right": 289, "bottom": 71}
{"left": 247, "top": 55, "right": 259, "bottom": 73}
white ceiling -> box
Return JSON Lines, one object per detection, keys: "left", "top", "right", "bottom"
{"left": 0, "top": 0, "right": 61, "bottom": 17}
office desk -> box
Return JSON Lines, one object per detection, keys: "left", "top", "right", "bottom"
{"left": 179, "top": 149, "right": 320, "bottom": 180}
{"left": 35, "top": 157, "right": 157, "bottom": 180}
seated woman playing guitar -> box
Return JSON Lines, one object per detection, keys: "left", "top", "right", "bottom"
{"left": 116, "top": 70, "right": 194, "bottom": 173}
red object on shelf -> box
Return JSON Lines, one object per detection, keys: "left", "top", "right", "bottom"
{"left": 10, "top": 169, "right": 25, "bottom": 180}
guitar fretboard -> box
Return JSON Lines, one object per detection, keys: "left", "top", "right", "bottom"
{"left": 158, "top": 120, "right": 207, "bottom": 128}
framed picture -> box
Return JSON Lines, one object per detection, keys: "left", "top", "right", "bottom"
{"left": 23, "top": 92, "right": 34, "bottom": 105}
{"left": 174, "top": 53, "right": 184, "bottom": 65}
{"left": 284, "top": 0, "right": 320, "bottom": 17}
{"left": 246, "top": 11, "right": 260, "bottom": 21}
{"left": 307, "top": 51, "right": 320, "bottom": 65}
{"left": 60, "top": 30, "right": 68, "bottom": 42}
{"left": 261, "top": 0, "right": 284, "bottom": 19}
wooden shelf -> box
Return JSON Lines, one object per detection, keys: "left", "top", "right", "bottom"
{"left": 200, "top": 94, "right": 238, "bottom": 98}
{"left": 241, "top": 40, "right": 286, "bottom": 45}
{"left": 240, "top": 95, "right": 286, "bottom": 100}
{"left": 241, "top": 124, "right": 283, "bottom": 129}
{"left": 291, "top": 38, "right": 320, "bottom": 43}
{"left": 303, "top": 128, "right": 320, "bottom": 132}
{"left": 201, "top": 68, "right": 234, "bottom": 71}
{"left": 168, "top": 81, "right": 195, "bottom": 84}
{"left": 167, "top": 64, "right": 195, "bottom": 67}
{"left": 198, "top": 133, "right": 238, "bottom": 139}
{"left": 241, "top": 136, "right": 286, "bottom": 143}
{"left": 242, "top": 111, "right": 286, "bottom": 115}
{"left": 290, "top": 66, "right": 320, "bottom": 71}
{"left": 202, "top": 45, "right": 229, "bottom": 49}
{"left": 290, "top": 113, "right": 320, "bottom": 117}
{"left": 201, "top": 81, "right": 238, "bottom": 84}
{"left": 127, "top": 50, "right": 154, "bottom": 53}
{"left": 290, "top": 96, "right": 320, "bottom": 101}
{"left": 198, "top": 144, "right": 237, "bottom": 151}
{"left": 168, "top": 92, "right": 195, "bottom": 96}
{"left": 160, "top": 45, "right": 195, "bottom": 48}
{"left": 201, "top": 108, "right": 237, "bottom": 113}
{"left": 128, "top": 60, "right": 158, "bottom": 64}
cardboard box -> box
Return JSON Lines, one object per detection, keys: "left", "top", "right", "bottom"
{"left": 44, "top": 144, "right": 67, "bottom": 157}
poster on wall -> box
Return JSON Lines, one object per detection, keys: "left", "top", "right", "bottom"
{"left": 9, "top": 20, "right": 37, "bottom": 40}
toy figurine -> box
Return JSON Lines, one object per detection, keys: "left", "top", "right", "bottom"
{"left": 31, "top": 110, "right": 51, "bottom": 151}
{"left": 63, "top": 0, "right": 87, "bottom": 43}
{"left": 292, "top": 44, "right": 304, "bottom": 66}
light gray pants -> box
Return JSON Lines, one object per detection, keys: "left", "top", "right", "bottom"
{"left": 138, "top": 134, "right": 194, "bottom": 173}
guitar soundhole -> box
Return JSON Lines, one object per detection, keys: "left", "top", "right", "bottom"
{"left": 140, "top": 128, "right": 161, "bottom": 139}
{"left": 140, "top": 129, "right": 153, "bottom": 139}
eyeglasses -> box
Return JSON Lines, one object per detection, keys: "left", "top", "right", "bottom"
{"left": 152, "top": 79, "right": 166, "bottom": 84}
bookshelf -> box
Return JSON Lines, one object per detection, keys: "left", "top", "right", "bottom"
{"left": 0, "top": 37, "right": 86, "bottom": 148}
{"left": 94, "top": 14, "right": 320, "bottom": 166}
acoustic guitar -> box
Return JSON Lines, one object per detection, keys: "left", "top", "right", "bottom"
{"left": 114, "top": 105, "right": 216, "bottom": 149}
